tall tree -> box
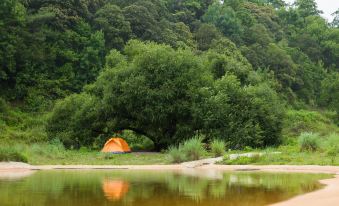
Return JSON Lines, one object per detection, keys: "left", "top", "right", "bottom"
{"left": 94, "top": 4, "right": 131, "bottom": 50}
{"left": 294, "top": 0, "right": 322, "bottom": 18}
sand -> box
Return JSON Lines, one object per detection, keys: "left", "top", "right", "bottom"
{"left": 1, "top": 162, "right": 339, "bottom": 205}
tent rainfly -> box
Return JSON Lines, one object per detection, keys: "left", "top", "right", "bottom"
{"left": 101, "top": 138, "right": 131, "bottom": 153}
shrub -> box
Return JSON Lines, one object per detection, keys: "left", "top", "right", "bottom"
{"left": 122, "top": 130, "right": 154, "bottom": 151}
{"left": 181, "top": 136, "right": 206, "bottom": 161}
{"left": 168, "top": 146, "right": 185, "bottom": 163}
{"left": 298, "top": 132, "right": 320, "bottom": 152}
{"left": 168, "top": 136, "right": 206, "bottom": 163}
{"left": 201, "top": 77, "right": 284, "bottom": 149}
{"left": 210, "top": 139, "right": 225, "bottom": 157}
{"left": 0, "top": 146, "right": 28, "bottom": 163}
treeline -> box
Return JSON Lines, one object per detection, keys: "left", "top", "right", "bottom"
{"left": 0, "top": 0, "right": 338, "bottom": 149}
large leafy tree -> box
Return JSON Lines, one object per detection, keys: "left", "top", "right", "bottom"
{"left": 47, "top": 40, "right": 213, "bottom": 149}
{"left": 47, "top": 40, "right": 284, "bottom": 150}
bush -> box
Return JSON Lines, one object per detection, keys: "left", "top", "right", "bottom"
{"left": 210, "top": 139, "right": 225, "bottom": 157}
{"left": 201, "top": 76, "right": 284, "bottom": 149}
{"left": 298, "top": 132, "right": 320, "bottom": 152}
{"left": 168, "top": 146, "right": 185, "bottom": 163}
{"left": 181, "top": 136, "right": 206, "bottom": 161}
{"left": 122, "top": 130, "right": 154, "bottom": 151}
{"left": 0, "top": 146, "right": 28, "bottom": 163}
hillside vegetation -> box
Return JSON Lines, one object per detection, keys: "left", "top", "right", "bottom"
{"left": 0, "top": 0, "right": 338, "bottom": 163}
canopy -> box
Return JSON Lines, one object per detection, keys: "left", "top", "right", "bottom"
{"left": 101, "top": 137, "right": 131, "bottom": 153}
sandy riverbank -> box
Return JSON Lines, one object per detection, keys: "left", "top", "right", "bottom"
{"left": 1, "top": 162, "right": 339, "bottom": 206}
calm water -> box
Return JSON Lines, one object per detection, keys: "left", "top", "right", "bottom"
{"left": 0, "top": 170, "right": 331, "bottom": 206}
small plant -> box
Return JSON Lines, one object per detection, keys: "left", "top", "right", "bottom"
{"left": 210, "top": 139, "right": 225, "bottom": 157}
{"left": 168, "top": 146, "right": 185, "bottom": 163}
{"left": 298, "top": 132, "right": 320, "bottom": 152}
{"left": 181, "top": 136, "right": 205, "bottom": 161}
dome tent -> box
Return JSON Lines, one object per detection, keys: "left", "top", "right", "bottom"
{"left": 101, "top": 138, "right": 131, "bottom": 153}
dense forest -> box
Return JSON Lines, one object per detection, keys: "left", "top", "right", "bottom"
{"left": 0, "top": 0, "right": 338, "bottom": 151}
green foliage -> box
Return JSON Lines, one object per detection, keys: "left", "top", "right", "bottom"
{"left": 1, "top": 0, "right": 339, "bottom": 153}
{"left": 180, "top": 136, "right": 206, "bottom": 161}
{"left": 0, "top": 145, "right": 28, "bottom": 162}
{"left": 324, "top": 133, "right": 339, "bottom": 163}
{"left": 201, "top": 75, "right": 284, "bottom": 149}
{"left": 210, "top": 139, "right": 225, "bottom": 157}
{"left": 283, "top": 110, "right": 339, "bottom": 137}
{"left": 203, "top": 3, "right": 242, "bottom": 41}
{"left": 46, "top": 93, "right": 99, "bottom": 149}
{"left": 168, "top": 136, "right": 206, "bottom": 163}
{"left": 168, "top": 146, "right": 185, "bottom": 163}
{"left": 223, "top": 155, "right": 262, "bottom": 165}
{"left": 0, "top": 98, "right": 9, "bottom": 114}
{"left": 94, "top": 4, "right": 131, "bottom": 50}
{"left": 121, "top": 130, "right": 154, "bottom": 151}
{"left": 320, "top": 72, "right": 339, "bottom": 123}
{"left": 298, "top": 132, "right": 320, "bottom": 152}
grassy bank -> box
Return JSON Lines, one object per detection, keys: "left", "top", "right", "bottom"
{"left": 1, "top": 105, "right": 338, "bottom": 165}
{"left": 220, "top": 110, "right": 339, "bottom": 165}
{"left": 0, "top": 103, "right": 168, "bottom": 165}
{"left": 0, "top": 142, "right": 169, "bottom": 165}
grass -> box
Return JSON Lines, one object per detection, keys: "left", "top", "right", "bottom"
{"left": 168, "top": 136, "right": 207, "bottom": 163}
{"left": 1, "top": 105, "right": 338, "bottom": 166}
{"left": 181, "top": 136, "right": 206, "bottom": 161}
{"left": 0, "top": 146, "right": 28, "bottom": 163}
{"left": 298, "top": 132, "right": 320, "bottom": 152}
{"left": 220, "top": 109, "right": 339, "bottom": 166}
{"left": 0, "top": 104, "right": 47, "bottom": 143}
{"left": 221, "top": 134, "right": 339, "bottom": 165}
{"left": 210, "top": 139, "right": 225, "bottom": 157}
{"left": 0, "top": 142, "right": 170, "bottom": 165}
{"left": 168, "top": 146, "right": 185, "bottom": 163}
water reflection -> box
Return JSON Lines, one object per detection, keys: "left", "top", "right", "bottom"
{"left": 102, "top": 179, "right": 129, "bottom": 201}
{"left": 0, "top": 170, "right": 331, "bottom": 206}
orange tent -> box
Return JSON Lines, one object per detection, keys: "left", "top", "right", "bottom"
{"left": 101, "top": 137, "right": 131, "bottom": 153}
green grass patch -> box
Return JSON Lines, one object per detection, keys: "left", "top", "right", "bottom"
{"left": 0, "top": 145, "right": 28, "bottom": 162}
{"left": 283, "top": 110, "right": 338, "bottom": 138}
